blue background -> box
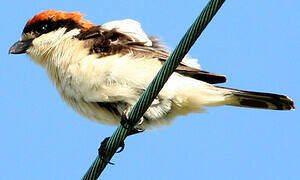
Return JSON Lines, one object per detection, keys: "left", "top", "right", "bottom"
{"left": 1, "top": 0, "right": 299, "bottom": 179}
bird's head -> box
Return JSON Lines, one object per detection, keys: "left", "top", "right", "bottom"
{"left": 9, "top": 10, "right": 95, "bottom": 64}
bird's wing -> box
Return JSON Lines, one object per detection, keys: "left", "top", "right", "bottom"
{"left": 77, "top": 20, "right": 226, "bottom": 84}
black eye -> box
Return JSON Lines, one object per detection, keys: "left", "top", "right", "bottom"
{"left": 41, "top": 24, "right": 48, "bottom": 32}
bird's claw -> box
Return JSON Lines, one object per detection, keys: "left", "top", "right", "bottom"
{"left": 98, "top": 137, "right": 125, "bottom": 165}
{"left": 116, "top": 142, "right": 125, "bottom": 153}
{"left": 120, "top": 114, "right": 134, "bottom": 129}
{"left": 120, "top": 112, "right": 145, "bottom": 135}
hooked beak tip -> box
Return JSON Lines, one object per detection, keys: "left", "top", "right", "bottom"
{"left": 9, "top": 39, "right": 33, "bottom": 55}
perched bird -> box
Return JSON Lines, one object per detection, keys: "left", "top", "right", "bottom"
{"left": 9, "top": 10, "right": 295, "bottom": 130}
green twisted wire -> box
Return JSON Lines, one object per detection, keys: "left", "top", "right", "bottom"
{"left": 82, "top": 0, "right": 226, "bottom": 179}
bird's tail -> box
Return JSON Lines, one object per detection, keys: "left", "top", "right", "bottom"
{"left": 217, "top": 86, "right": 295, "bottom": 110}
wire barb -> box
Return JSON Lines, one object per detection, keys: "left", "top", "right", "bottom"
{"left": 82, "top": 0, "right": 226, "bottom": 179}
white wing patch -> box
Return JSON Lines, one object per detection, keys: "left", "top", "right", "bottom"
{"left": 182, "top": 56, "right": 201, "bottom": 69}
{"left": 101, "top": 19, "right": 152, "bottom": 46}
{"left": 101, "top": 19, "right": 201, "bottom": 69}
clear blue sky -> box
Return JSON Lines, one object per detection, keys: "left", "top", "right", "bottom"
{"left": 1, "top": 0, "right": 299, "bottom": 179}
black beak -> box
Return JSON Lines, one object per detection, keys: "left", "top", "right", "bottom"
{"left": 9, "top": 39, "right": 33, "bottom": 54}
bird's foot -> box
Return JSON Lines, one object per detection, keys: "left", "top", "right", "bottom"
{"left": 120, "top": 112, "right": 145, "bottom": 136}
{"left": 98, "top": 137, "right": 125, "bottom": 165}
{"left": 98, "top": 109, "right": 145, "bottom": 165}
